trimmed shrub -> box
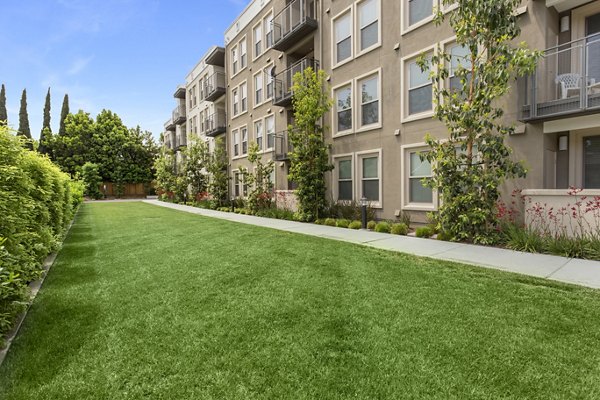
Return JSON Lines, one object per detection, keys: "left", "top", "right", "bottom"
{"left": 367, "top": 221, "right": 377, "bottom": 230}
{"left": 336, "top": 219, "right": 350, "bottom": 228}
{"left": 391, "top": 223, "right": 409, "bottom": 235}
{"left": 437, "top": 231, "right": 452, "bottom": 241}
{"left": 314, "top": 219, "right": 324, "bottom": 225}
{"left": 375, "top": 222, "right": 391, "bottom": 233}
{"left": 416, "top": 227, "right": 434, "bottom": 238}
{"left": 81, "top": 162, "right": 103, "bottom": 199}
{"left": 348, "top": 220, "right": 362, "bottom": 230}
{"left": 324, "top": 218, "right": 337, "bottom": 227}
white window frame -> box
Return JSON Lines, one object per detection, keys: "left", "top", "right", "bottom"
{"left": 264, "top": 11, "right": 274, "bottom": 49}
{"left": 232, "top": 87, "right": 239, "bottom": 117}
{"left": 356, "top": 149, "right": 382, "bottom": 208}
{"left": 401, "top": 142, "right": 438, "bottom": 211}
{"left": 332, "top": 7, "right": 354, "bottom": 69}
{"left": 356, "top": 0, "right": 381, "bottom": 57}
{"left": 239, "top": 36, "right": 247, "bottom": 70}
{"left": 232, "top": 129, "right": 240, "bottom": 157}
{"left": 241, "top": 125, "right": 248, "bottom": 156}
{"left": 254, "top": 118, "right": 264, "bottom": 151}
{"left": 332, "top": 153, "right": 355, "bottom": 202}
{"left": 265, "top": 114, "right": 275, "bottom": 151}
{"left": 332, "top": 80, "right": 354, "bottom": 137}
{"left": 401, "top": 0, "right": 437, "bottom": 35}
{"left": 254, "top": 70, "right": 264, "bottom": 107}
{"left": 356, "top": 68, "right": 382, "bottom": 132}
{"left": 401, "top": 45, "right": 436, "bottom": 123}
{"left": 233, "top": 169, "right": 243, "bottom": 198}
{"left": 231, "top": 44, "right": 239, "bottom": 76}
{"left": 240, "top": 81, "right": 248, "bottom": 113}
{"left": 253, "top": 21, "right": 263, "bottom": 60}
{"left": 264, "top": 64, "right": 275, "bottom": 100}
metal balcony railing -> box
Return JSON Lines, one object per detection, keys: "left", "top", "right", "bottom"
{"left": 204, "top": 109, "right": 227, "bottom": 137}
{"left": 274, "top": 130, "right": 294, "bottom": 161}
{"left": 172, "top": 104, "right": 186, "bottom": 124}
{"left": 204, "top": 72, "right": 226, "bottom": 102}
{"left": 271, "top": 0, "right": 318, "bottom": 52}
{"left": 273, "top": 57, "right": 319, "bottom": 107}
{"left": 521, "top": 34, "right": 600, "bottom": 121}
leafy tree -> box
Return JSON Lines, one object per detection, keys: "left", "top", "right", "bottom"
{"left": 182, "top": 137, "right": 209, "bottom": 199}
{"left": 58, "top": 94, "right": 69, "bottom": 136}
{"left": 239, "top": 142, "right": 274, "bottom": 212}
{"left": 81, "top": 162, "right": 103, "bottom": 199}
{"left": 17, "top": 89, "right": 32, "bottom": 150}
{"left": 154, "top": 148, "right": 177, "bottom": 201}
{"left": 416, "top": 0, "right": 540, "bottom": 244}
{"left": 288, "top": 68, "right": 333, "bottom": 221}
{"left": 39, "top": 88, "right": 52, "bottom": 155}
{"left": 52, "top": 110, "right": 95, "bottom": 175}
{"left": 0, "top": 84, "right": 7, "bottom": 126}
{"left": 207, "top": 137, "right": 229, "bottom": 207}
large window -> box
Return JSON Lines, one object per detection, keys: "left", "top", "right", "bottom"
{"left": 264, "top": 13, "right": 273, "bottom": 48}
{"left": 254, "top": 23, "right": 262, "bottom": 58}
{"left": 254, "top": 72, "right": 263, "bottom": 105}
{"left": 338, "top": 159, "right": 353, "bottom": 201}
{"left": 241, "top": 127, "right": 248, "bottom": 155}
{"left": 266, "top": 115, "right": 275, "bottom": 149}
{"left": 358, "top": 0, "right": 378, "bottom": 51}
{"left": 449, "top": 43, "right": 471, "bottom": 91}
{"left": 265, "top": 66, "right": 274, "bottom": 100}
{"left": 407, "top": 0, "right": 433, "bottom": 27}
{"left": 240, "top": 83, "right": 247, "bottom": 113}
{"left": 231, "top": 46, "right": 238, "bottom": 75}
{"left": 234, "top": 172, "right": 241, "bottom": 197}
{"left": 233, "top": 129, "right": 240, "bottom": 157}
{"left": 336, "top": 85, "right": 352, "bottom": 133}
{"left": 255, "top": 120, "right": 263, "bottom": 151}
{"left": 232, "top": 88, "right": 239, "bottom": 116}
{"left": 408, "top": 59, "right": 432, "bottom": 116}
{"left": 409, "top": 152, "right": 432, "bottom": 203}
{"left": 584, "top": 136, "right": 600, "bottom": 188}
{"left": 335, "top": 12, "right": 352, "bottom": 64}
{"left": 240, "top": 39, "right": 247, "bottom": 69}
{"left": 361, "top": 156, "right": 379, "bottom": 202}
{"left": 359, "top": 74, "right": 379, "bottom": 127}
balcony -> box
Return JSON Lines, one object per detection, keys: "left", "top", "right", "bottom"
{"left": 173, "top": 85, "right": 186, "bottom": 99}
{"left": 172, "top": 104, "right": 186, "bottom": 125}
{"left": 273, "top": 57, "right": 319, "bottom": 107}
{"left": 205, "top": 46, "right": 225, "bottom": 67}
{"left": 271, "top": 0, "right": 318, "bottom": 52}
{"left": 204, "top": 72, "right": 226, "bottom": 102}
{"left": 520, "top": 35, "right": 600, "bottom": 122}
{"left": 274, "top": 130, "right": 294, "bottom": 161}
{"left": 164, "top": 118, "right": 175, "bottom": 131}
{"left": 204, "top": 109, "right": 227, "bottom": 137}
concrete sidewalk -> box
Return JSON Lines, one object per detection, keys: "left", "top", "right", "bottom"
{"left": 143, "top": 200, "right": 600, "bottom": 289}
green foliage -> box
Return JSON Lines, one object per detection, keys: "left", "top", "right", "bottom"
{"left": 69, "top": 179, "right": 85, "bottom": 208}
{"left": 416, "top": 0, "right": 540, "bottom": 244}
{"left": 349, "top": 220, "right": 362, "bottom": 230}
{"left": 327, "top": 200, "right": 376, "bottom": 221}
{"left": 391, "top": 223, "right": 409, "bottom": 236}
{"left": 416, "top": 227, "right": 434, "bottom": 238}
{"left": 58, "top": 94, "right": 69, "bottom": 136}
{"left": 17, "top": 89, "right": 32, "bottom": 150}
{"left": 288, "top": 68, "right": 333, "bottom": 222}
{"left": 183, "top": 138, "right": 209, "bottom": 198}
{"left": 239, "top": 142, "right": 275, "bottom": 213}
{"left": 375, "top": 222, "right": 391, "bottom": 233}
{"left": 0, "top": 84, "right": 7, "bottom": 125}
{"left": 396, "top": 211, "right": 412, "bottom": 229}
{"left": 367, "top": 221, "right": 377, "bottom": 230}
{"left": 254, "top": 207, "right": 295, "bottom": 221}
{"left": 314, "top": 219, "right": 324, "bottom": 225}
{"left": 437, "top": 231, "right": 453, "bottom": 241}
{"left": 336, "top": 219, "right": 350, "bottom": 228}
{"left": 207, "top": 137, "right": 229, "bottom": 207}
{"left": 324, "top": 218, "right": 336, "bottom": 227}
{"left": 0, "top": 125, "right": 75, "bottom": 346}
{"left": 81, "top": 162, "right": 103, "bottom": 200}
{"left": 38, "top": 88, "right": 52, "bottom": 156}
{"left": 154, "top": 148, "right": 177, "bottom": 201}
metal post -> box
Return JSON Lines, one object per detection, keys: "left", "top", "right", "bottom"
{"left": 360, "top": 197, "right": 368, "bottom": 229}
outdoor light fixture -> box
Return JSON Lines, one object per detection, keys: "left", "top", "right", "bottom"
{"left": 360, "top": 197, "right": 368, "bottom": 229}
{"left": 231, "top": 197, "right": 235, "bottom": 212}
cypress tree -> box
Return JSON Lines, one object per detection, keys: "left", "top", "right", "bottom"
{"left": 17, "top": 89, "right": 33, "bottom": 150}
{"left": 58, "top": 94, "right": 69, "bottom": 136}
{"left": 0, "top": 84, "right": 7, "bottom": 125}
{"left": 39, "top": 87, "right": 52, "bottom": 155}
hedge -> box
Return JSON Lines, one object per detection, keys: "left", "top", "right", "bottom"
{"left": 0, "top": 126, "right": 80, "bottom": 347}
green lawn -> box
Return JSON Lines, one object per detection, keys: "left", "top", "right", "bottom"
{"left": 2, "top": 202, "right": 600, "bottom": 399}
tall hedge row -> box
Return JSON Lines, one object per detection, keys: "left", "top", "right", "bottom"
{"left": 0, "top": 126, "right": 80, "bottom": 346}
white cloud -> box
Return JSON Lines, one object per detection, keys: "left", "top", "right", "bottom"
{"left": 67, "top": 56, "right": 94, "bottom": 75}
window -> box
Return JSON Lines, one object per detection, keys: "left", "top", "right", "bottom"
{"left": 255, "top": 120, "right": 263, "bottom": 150}
{"left": 409, "top": 152, "right": 432, "bottom": 203}
{"left": 254, "top": 24, "right": 262, "bottom": 58}
{"left": 240, "top": 83, "right": 247, "bottom": 112}
{"left": 234, "top": 172, "right": 241, "bottom": 197}
{"left": 584, "top": 136, "right": 600, "bottom": 189}
{"left": 231, "top": 46, "right": 238, "bottom": 75}
{"left": 265, "top": 66, "right": 274, "bottom": 99}
{"left": 232, "top": 88, "right": 239, "bottom": 116}
{"left": 240, "top": 39, "right": 247, "bottom": 69}
{"left": 233, "top": 129, "right": 240, "bottom": 156}
{"left": 359, "top": 74, "right": 379, "bottom": 127}
{"left": 408, "top": 59, "right": 432, "bottom": 116}
{"left": 358, "top": 0, "right": 379, "bottom": 51}
{"left": 407, "top": 0, "right": 433, "bottom": 27}
{"left": 255, "top": 73, "right": 263, "bottom": 105}
{"left": 338, "top": 159, "right": 353, "bottom": 201}
{"left": 448, "top": 43, "right": 471, "bottom": 92}
{"left": 188, "top": 88, "right": 193, "bottom": 109}
{"left": 192, "top": 85, "right": 197, "bottom": 107}
{"left": 241, "top": 127, "right": 248, "bottom": 155}
{"left": 361, "top": 156, "right": 379, "bottom": 202}
{"left": 265, "top": 13, "right": 273, "bottom": 48}
{"left": 266, "top": 115, "right": 275, "bottom": 149}
{"left": 193, "top": 116, "right": 197, "bottom": 134}
{"left": 334, "top": 12, "right": 352, "bottom": 64}
{"left": 336, "top": 85, "right": 352, "bottom": 133}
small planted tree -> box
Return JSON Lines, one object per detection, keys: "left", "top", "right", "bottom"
{"left": 154, "top": 149, "right": 177, "bottom": 201}
{"left": 417, "top": 0, "right": 540, "bottom": 244}
{"left": 207, "top": 137, "right": 229, "bottom": 207}
{"left": 183, "top": 138, "right": 209, "bottom": 200}
{"left": 288, "top": 68, "right": 333, "bottom": 221}
{"left": 239, "top": 142, "right": 274, "bottom": 212}
{"left": 81, "top": 162, "right": 103, "bottom": 199}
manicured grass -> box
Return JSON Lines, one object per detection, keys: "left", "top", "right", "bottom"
{"left": 2, "top": 202, "right": 600, "bottom": 399}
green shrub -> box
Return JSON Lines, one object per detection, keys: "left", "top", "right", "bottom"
{"left": 396, "top": 210, "right": 412, "bottom": 229}
{"left": 367, "top": 221, "right": 377, "bottom": 230}
{"left": 348, "top": 220, "right": 362, "bottom": 230}
{"left": 81, "top": 162, "right": 103, "bottom": 199}
{"left": 69, "top": 179, "right": 85, "bottom": 208}
{"left": 503, "top": 225, "right": 545, "bottom": 253}
{"left": 324, "top": 218, "right": 336, "bottom": 227}
{"left": 336, "top": 219, "right": 350, "bottom": 228}
{"left": 255, "top": 207, "right": 295, "bottom": 220}
{"left": 416, "top": 227, "right": 434, "bottom": 238}
{"left": 391, "top": 223, "right": 409, "bottom": 235}
{"left": 375, "top": 222, "right": 391, "bottom": 233}
{"left": 327, "top": 200, "right": 376, "bottom": 221}
{"left": 437, "top": 231, "right": 452, "bottom": 241}
{"left": 314, "top": 219, "right": 324, "bottom": 225}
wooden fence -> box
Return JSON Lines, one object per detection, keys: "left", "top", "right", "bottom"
{"left": 99, "top": 182, "right": 150, "bottom": 198}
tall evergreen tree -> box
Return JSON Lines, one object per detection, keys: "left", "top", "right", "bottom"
{"left": 39, "top": 88, "right": 52, "bottom": 155}
{"left": 58, "top": 94, "right": 69, "bottom": 136}
{"left": 17, "top": 89, "right": 33, "bottom": 150}
{"left": 0, "top": 84, "right": 7, "bottom": 126}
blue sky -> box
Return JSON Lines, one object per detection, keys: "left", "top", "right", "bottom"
{"left": 0, "top": 0, "right": 247, "bottom": 140}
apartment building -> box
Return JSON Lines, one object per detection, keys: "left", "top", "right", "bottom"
{"left": 163, "top": 85, "right": 187, "bottom": 167}
{"left": 165, "top": 0, "right": 600, "bottom": 220}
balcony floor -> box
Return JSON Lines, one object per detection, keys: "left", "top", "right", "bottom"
{"left": 272, "top": 18, "right": 318, "bottom": 52}
{"left": 521, "top": 92, "right": 600, "bottom": 121}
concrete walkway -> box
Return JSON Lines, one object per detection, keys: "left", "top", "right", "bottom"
{"left": 143, "top": 200, "right": 600, "bottom": 289}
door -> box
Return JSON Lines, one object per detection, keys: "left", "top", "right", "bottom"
{"left": 586, "top": 12, "right": 600, "bottom": 85}
{"left": 584, "top": 135, "right": 600, "bottom": 189}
